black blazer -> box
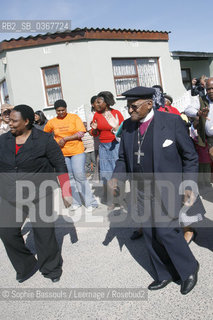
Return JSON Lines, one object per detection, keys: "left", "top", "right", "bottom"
{"left": 113, "top": 110, "right": 202, "bottom": 219}
{"left": 0, "top": 127, "right": 67, "bottom": 201}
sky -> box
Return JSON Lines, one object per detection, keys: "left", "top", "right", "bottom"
{"left": 0, "top": 0, "right": 213, "bottom": 52}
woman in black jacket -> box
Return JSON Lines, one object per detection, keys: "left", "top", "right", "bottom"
{"left": 0, "top": 105, "right": 71, "bottom": 283}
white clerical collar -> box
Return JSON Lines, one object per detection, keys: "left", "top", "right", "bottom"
{"left": 140, "top": 108, "right": 154, "bottom": 123}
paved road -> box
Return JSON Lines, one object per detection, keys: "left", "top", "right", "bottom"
{"left": 0, "top": 184, "right": 213, "bottom": 320}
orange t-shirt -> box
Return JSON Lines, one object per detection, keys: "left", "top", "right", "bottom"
{"left": 44, "top": 113, "right": 86, "bottom": 156}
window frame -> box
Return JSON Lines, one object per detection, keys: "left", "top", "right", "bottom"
{"left": 112, "top": 57, "right": 162, "bottom": 96}
{"left": 181, "top": 68, "right": 192, "bottom": 90}
{"left": 41, "top": 65, "right": 63, "bottom": 107}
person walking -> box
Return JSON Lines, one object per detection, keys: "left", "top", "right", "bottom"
{"left": 44, "top": 99, "right": 98, "bottom": 211}
{"left": 90, "top": 91, "right": 124, "bottom": 208}
{"left": 0, "top": 105, "right": 71, "bottom": 283}
{"left": 112, "top": 86, "right": 200, "bottom": 295}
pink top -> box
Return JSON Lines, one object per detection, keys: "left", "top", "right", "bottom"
{"left": 139, "top": 117, "right": 153, "bottom": 136}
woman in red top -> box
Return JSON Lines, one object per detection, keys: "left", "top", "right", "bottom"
{"left": 158, "top": 94, "right": 181, "bottom": 115}
{"left": 91, "top": 91, "right": 124, "bottom": 204}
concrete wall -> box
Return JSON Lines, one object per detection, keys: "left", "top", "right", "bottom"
{"left": 209, "top": 58, "right": 213, "bottom": 77}
{"left": 0, "top": 39, "right": 187, "bottom": 117}
{"left": 180, "top": 59, "right": 211, "bottom": 79}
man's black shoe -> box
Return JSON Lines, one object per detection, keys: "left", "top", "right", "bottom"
{"left": 17, "top": 263, "right": 39, "bottom": 283}
{"left": 180, "top": 262, "right": 199, "bottom": 295}
{"left": 148, "top": 279, "right": 172, "bottom": 290}
{"left": 51, "top": 277, "right": 61, "bottom": 283}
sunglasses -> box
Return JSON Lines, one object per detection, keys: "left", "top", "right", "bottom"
{"left": 127, "top": 100, "right": 149, "bottom": 111}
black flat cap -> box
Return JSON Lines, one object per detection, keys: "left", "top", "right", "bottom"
{"left": 122, "top": 86, "right": 155, "bottom": 100}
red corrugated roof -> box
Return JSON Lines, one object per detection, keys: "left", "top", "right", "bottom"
{"left": 0, "top": 27, "right": 170, "bottom": 52}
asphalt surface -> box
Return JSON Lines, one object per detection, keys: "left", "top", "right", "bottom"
{"left": 0, "top": 182, "right": 213, "bottom": 320}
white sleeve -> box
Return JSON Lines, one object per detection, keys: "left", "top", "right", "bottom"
{"left": 184, "top": 95, "right": 200, "bottom": 117}
{"left": 205, "top": 105, "right": 213, "bottom": 136}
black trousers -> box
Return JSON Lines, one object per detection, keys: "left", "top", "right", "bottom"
{"left": 136, "top": 188, "right": 198, "bottom": 282}
{"left": 143, "top": 226, "right": 197, "bottom": 282}
{"left": 0, "top": 194, "right": 62, "bottom": 280}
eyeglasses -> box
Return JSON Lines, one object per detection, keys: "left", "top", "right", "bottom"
{"left": 127, "top": 100, "right": 149, "bottom": 111}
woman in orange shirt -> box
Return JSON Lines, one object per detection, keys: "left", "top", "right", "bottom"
{"left": 44, "top": 99, "right": 98, "bottom": 211}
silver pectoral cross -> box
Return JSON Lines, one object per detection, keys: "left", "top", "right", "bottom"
{"left": 134, "top": 150, "right": 144, "bottom": 164}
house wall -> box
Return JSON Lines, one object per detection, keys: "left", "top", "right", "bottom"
{"left": 209, "top": 58, "right": 213, "bottom": 76}
{"left": 0, "top": 39, "right": 187, "bottom": 116}
{"left": 179, "top": 59, "right": 211, "bottom": 79}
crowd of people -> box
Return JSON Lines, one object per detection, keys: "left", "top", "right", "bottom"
{"left": 0, "top": 77, "right": 213, "bottom": 294}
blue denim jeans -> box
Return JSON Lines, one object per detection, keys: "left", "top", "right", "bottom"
{"left": 99, "top": 140, "right": 119, "bottom": 183}
{"left": 65, "top": 153, "right": 98, "bottom": 207}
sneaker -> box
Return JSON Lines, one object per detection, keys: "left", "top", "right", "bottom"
{"left": 86, "top": 205, "right": 98, "bottom": 212}
{"left": 107, "top": 204, "right": 116, "bottom": 211}
{"left": 69, "top": 204, "right": 82, "bottom": 211}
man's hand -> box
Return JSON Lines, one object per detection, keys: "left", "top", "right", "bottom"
{"left": 209, "top": 146, "right": 213, "bottom": 161}
{"left": 184, "top": 190, "right": 196, "bottom": 207}
{"left": 197, "top": 106, "right": 209, "bottom": 120}
{"left": 192, "top": 78, "right": 197, "bottom": 86}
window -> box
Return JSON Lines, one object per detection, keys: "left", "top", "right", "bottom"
{"left": 42, "top": 65, "right": 63, "bottom": 106}
{"left": 112, "top": 58, "right": 161, "bottom": 95}
{"left": 0, "top": 80, "right": 10, "bottom": 105}
{"left": 181, "top": 68, "right": 192, "bottom": 90}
